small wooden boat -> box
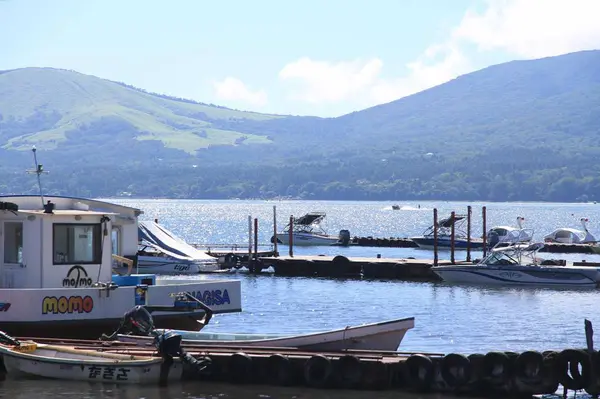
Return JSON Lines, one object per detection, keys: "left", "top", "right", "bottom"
{"left": 118, "top": 317, "right": 415, "bottom": 351}
{"left": 0, "top": 339, "right": 182, "bottom": 384}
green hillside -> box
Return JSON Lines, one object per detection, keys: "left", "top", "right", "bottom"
{"left": 0, "top": 67, "right": 281, "bottom": 154}
{"left": 1, "top": 51, "right": 600, "bottom": 201}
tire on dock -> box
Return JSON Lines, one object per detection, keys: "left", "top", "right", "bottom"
{"left": 228, "top": 352, "right": 254, "bottom": 384}
{"left": 556, "top": 348, "right": 591, "bottom": 391}
{"left": 404, "top": 354, "right": 435, "bottom": 391}
{"left": 264, "top": 354, "right": 294, "bottom": 386}
{"left": 304, "top": 355, "right": 334, "bottom": 388}
{"left": 336, "top": 355, "right": 362, "bottom": 389}
{"left": 440, "top": 353, "right": 471, "bottom": 388}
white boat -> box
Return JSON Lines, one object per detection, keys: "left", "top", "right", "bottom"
{"left": 544, "top": 218, "right": 597, "bottom": 244}
{"left": 117, "top": 317, "right": 415, "bottom": 351}
{"left": 487, "top": 217, "right": 534, "bottom": 248}
{"left": 431, "top": 242, "right": 600, "bottom": 288}
{"left": 0, "top": 193, "right": 242, "bottom": 338}
{"left": 272, "top": 212, "right": 349, "bottom": 246}
{"left": 133, "top": 221, "right": 217, "bottom": 275}
{"left": 0, "top": 339, "right": 179, "bottom": 384}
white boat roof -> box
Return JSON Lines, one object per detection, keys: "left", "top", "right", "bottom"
{"left": 0, "top": 195, "right": 143, "bottom": 216}
{"left": 15, "top": 209, "right": 120, "bottom": 216}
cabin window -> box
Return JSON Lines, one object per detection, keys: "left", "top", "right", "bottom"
{"left": 53, "top": 224, "right": 102, "bottom": 265}
{"left": 3, "top": 222, "right": 23, "bottom": 264}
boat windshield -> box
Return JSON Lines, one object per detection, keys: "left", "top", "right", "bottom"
{"left": 483, "top": 251, "right": 520, "bottom": 265}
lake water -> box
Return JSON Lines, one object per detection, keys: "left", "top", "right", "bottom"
{"left": 7, "top": 199, "right": 600, "bottom": 398}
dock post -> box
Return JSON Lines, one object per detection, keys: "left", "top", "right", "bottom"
{"left": 254, "top": 218, "right": 259, "bottom": 272}
{"left": 433, "top": 208, "right": 438, "bottom": 266}
{"left": 450, "top": 211, "right": 456, "bottom": 264}
{"left": 248, "top": 215, "right": 252, "bottom": 265}
{"left": 482, "top": 206, "right": 487, "bottom": 258}
{"left": 273, "top": 206, "right": 278, "bottom": 257}
{"left": 289, "top": 215, "right": 294, "bottom": 257}
{"left": 466, "top": 206, "right": 472, "bottom": 262}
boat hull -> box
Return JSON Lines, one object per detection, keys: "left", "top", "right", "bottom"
{"left": 275, "top": 232, "right": 340, "bottom": 246}
{"left": 411, "top": 236, "right": 485, "bottom": 250}
{"left": 432, "top": 265, "right": 600, "bottom": 288}
{"left": 119, "top": 317, "right": 415, "bottom": 351}
{"left": 0, "top": 344, "right": 181, "bottom": 384}
{"left": 129, "top": 256, "right": 205, "bottom": 274}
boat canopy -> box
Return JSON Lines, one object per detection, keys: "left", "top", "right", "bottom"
{"left": 292, "top": 212, "right": 326, "bottom": 226}
{"left": 138, "top": 221, "right": 213, "bottom": 261}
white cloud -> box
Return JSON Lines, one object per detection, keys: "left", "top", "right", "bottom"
{"left": 454, "top": 0, "right": 600, "bottom": 58}
{"left": 213, "top": 77, "right": 268, "bottom": 107}
{"left": 276, "top": 0, "right": 600, "bottom": 115}
{"left": 278, "top": 57, "right": 383, "bottom": 103}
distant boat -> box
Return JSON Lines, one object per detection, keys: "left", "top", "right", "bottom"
{"left": 487, "top": 216, "right": 534, "bottom": 248}
{"left": 271, "top": 212, "right": 349, "bottom": 246}
{"left": 544, "top": 218, "right": 597, "bottom": 244}
{"left": 410, "top": 214, "right": 484, "bottom": 250}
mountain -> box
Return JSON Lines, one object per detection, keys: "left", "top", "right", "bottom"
{"left": 1, "top": 50, "right": 600, "bottom": 201}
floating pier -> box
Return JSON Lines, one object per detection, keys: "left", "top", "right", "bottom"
{"left": 11, "top": 335, "right": 599, "bottom": 398}
{"left": 258, "top": 255, "right": 465, "bottom": 280}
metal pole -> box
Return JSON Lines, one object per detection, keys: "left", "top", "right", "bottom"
{"left": 466, "top": 206, "right": 472, "bottom": 262}
{"left": 254, "top": 218, "right": 258, "bottom": 266}
{"left": 433, "top": 208, "right": 438, "bottom": 266}
{"left": 273, "top": 205, "right": 278, "bottom": 257}
{"left": 482, "top": 206, "right": 487, "bottom": 258}
{"left": 450, "top": 211, "right": 456, "bottom": 264}
{"left": 288, "top": 215, "right": 294, "bottom": 257}
{"left": 248, "top": 215, "right": 252, "bottom": 264}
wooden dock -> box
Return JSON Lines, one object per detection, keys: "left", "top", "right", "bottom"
{"left": 258, "top": 255, "right": 469, "bottom": 281}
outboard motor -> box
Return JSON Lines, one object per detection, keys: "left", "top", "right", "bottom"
{"left": 338, "top": 229, "right": 351, "bottom": 246}
{"left": 154, "top": 330, "right": 212, "bottom": 383}
{"left": 100, "top": 305, "right": 155, "bottom": 340}
{"left": 487, "top": 230, "right": 500, "bottom": 248}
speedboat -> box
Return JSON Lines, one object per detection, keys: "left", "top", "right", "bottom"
{"left": 271, "top": 212, "right": 349, "bottom": 246}
{"left": 133, "top": 221, "right": 218, "bottom": 275}
{"left": 410, "top": 214, "right": 484, "bottom": 250}
{"left": 487, "top": 217, "right": 534, "bottom": 248}
{"left": 544, "top": 218, "right": 597, "bottom": 244}
{"left": 431, "top": 242, "right": 600, "bottom": 288}
{"left": 117, "top": 317, "right": 415, "bottom": 352}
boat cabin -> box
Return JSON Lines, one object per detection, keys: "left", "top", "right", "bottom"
{"left": 0, "top": 196, "right": 142, "bottom": 289}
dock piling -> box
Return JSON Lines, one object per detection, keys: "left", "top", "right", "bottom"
{"left": 450, "top": 211, "right": 455, "bottom": 264}
{"left": 248, "top": 216, "right": 252, "bottom": 264}
{"left": 466, "top": 206, "right": 472, "bottom": 262}
{"left": 482, "top": 206, "right": 487, "bottom": 257}
{"left": 273, "top": 206, "right": 278, "bottom": 257}
{"left": 433, "top": 208, "right": 438, "bottom": 266}
{"left": 289, "top": 215, "right": 294, "bottom": 257}
{"left": 254, "top": 218, "right": 259, "bottom": 272}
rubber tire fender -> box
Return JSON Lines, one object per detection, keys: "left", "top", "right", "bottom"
{"left": 304, "top": 355, "right": 333, "bottom": 388}
{"left": 557, "top": 349, "right": 591, "bottom": 391}
{"left": 482, "top": 351, "right": 512, "bottom": 384}
{"left": 228, "top": 352, "right": 253, "bottom": 384}
{"left": 336, "top": 355, "right": 362, "bottom": 389}
{"left": 515, "top": 351, "right": 545, "bottom": 384}
{"left": 265, "top": 354, "right": 294, "bottom": 386}
{"left": 404, "top": 354, "right": 434, "bottom": 391}
{"left": 441, "top": 353, "right": 471, "bottom": 388}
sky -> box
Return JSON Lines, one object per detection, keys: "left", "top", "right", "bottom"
{"left": 1, "top": 0, "right": 599, "bottom": 117}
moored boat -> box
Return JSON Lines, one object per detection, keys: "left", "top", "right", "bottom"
{"left": 432, "top": 242, "right": 600, "bottom": 288}
{"left": 272, "top": 212, "right": 350, "bottom": 246}
{"left": 410, "top": 214, "right": 484, "bottom": 250}
{"left": 118, "top": 316, "right": 415, "bottom": 351}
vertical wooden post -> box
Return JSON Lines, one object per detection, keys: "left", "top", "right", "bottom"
{"left": 433, "top": 208, "right": 438, "bottom": 266}
{"left": 482, "top": 206, "right": 487, "bottom": 258}
{"left": 466, "top": 206, "right": 472, "bottom": 262}
{"left": 248, "top": 215, "right": 252, "bottom": 264}
{"left": 273, "top": 205, "right": 278, "bottom": 257}
{"left": 254, "top": 218, "right": 258, "bottom": 271}
{"left": 288, "top": 215, "right": 294, "bottom": 257}
{"left": 450, "top": 211, "right": 456, "bottom": 264}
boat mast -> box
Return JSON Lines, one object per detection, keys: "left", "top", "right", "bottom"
{"left": 26, "top": 146, "right": 49, "bottom": 208}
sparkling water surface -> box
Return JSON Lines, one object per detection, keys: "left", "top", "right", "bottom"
{"left": 8, "top": 199, "right": 600, "bottom": 398}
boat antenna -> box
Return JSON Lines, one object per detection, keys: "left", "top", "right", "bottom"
{"left": 26, "top": 146, "right": 49, "bottom": 207}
